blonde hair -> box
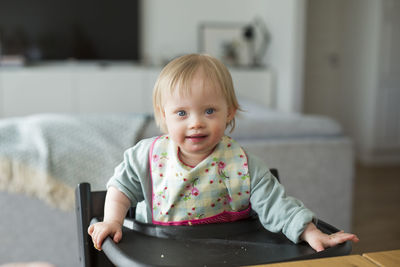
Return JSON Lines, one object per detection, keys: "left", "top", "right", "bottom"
{"left": 153, "top": 54, "right": 241, "bottom": 133}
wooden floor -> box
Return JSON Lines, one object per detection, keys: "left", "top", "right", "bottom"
{"left": 351, "top": 163, "right": 400, "bottom": 254}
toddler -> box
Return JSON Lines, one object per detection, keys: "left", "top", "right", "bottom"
{"left": 88, "top": 54, "right": 359, "bottom": 252}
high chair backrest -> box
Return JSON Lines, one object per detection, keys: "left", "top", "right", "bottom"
{"left": 75, "top": 183, "right": 113, "bottom": 267}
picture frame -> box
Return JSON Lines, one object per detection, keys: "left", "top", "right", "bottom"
{"left": 198, "top": 23, "right": 251, "bottom": 67}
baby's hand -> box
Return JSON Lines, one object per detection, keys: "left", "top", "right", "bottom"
{"left": 88, "top": 221, "right": 123, "bottom": 251}
{"left": 301, "top": 222, "right": 359, "bottom": 252}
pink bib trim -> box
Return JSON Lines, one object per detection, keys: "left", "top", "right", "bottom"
{"left": 153, "top": 205, "right": 251, "bottom": 226}
{"left": 149, "top": 135, "right": 162, "bottom": 224}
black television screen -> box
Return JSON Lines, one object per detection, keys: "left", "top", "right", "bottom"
{"left": 0, "top": 0, "right": 140, "bottom": 61}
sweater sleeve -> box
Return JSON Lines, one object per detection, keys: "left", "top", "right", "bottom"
{"left": 106, "top": 137, "right": 156, "bottom": 207}
{"left": 248, "top": 153, "right": 315, "bottom": 243}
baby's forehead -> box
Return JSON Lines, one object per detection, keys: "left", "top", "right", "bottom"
{"left": 159, "top": 65, "right": 229, "bottom": 105}
{"left": 170, "top": 81, "right": 223, "bottom": 99}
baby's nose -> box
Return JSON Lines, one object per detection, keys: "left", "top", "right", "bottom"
{"left": 189, "top": 115, "right": 205, "bottom": 129}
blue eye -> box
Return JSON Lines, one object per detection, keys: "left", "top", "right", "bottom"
{"left": 206, "top": 108, "right": 214, "bottom": 115}
{"left": 177, "top": 110, "right": 186, "bottom": 116}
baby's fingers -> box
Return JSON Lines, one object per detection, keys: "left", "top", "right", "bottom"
{"left": 88, "top": 224, "right": 95, "bottom": 235}
{"left": 113, "top": 229, "right": 123, "bottom": 243}
{"left": 327, "top": 232, "right": 359, "bottom": 247}
{"left": 95, "top": 230, "right": 111, "bottom": 251}
{"left": 90, "top": 229, "right": 101, "bottom": 250}
{"left": 308, "top": 239, "right": 325, "bottom": 252}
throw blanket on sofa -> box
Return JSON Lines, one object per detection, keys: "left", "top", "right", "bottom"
{"left": 0, "top": 113, "right": 149, "bottom": 210}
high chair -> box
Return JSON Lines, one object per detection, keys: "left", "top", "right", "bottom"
{"left": 75, "top": 169, "right": 352, "bottom": 267}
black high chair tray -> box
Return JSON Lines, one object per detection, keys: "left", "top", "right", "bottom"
{"left": 90, "top": 215, "right": 351, "bottom": 267}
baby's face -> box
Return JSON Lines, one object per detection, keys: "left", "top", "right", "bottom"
{"left": 162, "top": 69, "right": 235, "bottom": 166}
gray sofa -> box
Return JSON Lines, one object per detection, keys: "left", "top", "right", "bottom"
{"left": 0, "top": 105, "right": 353, "bottom": 266}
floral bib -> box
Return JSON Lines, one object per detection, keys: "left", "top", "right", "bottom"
{"left": 149, "top": 135, "right": 251, "bottom": 225}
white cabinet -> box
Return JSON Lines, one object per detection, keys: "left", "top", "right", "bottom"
{"left": 0, "top": 68, "right": 74, "bottom": 117}
{"left": 231, "top": 69, "right": 275, "bottom": 108}
{"left": 74, "top": 66, "right": 149, "bottom": 113}
{"left": 0, "top": 63, "right": 273, "bottom": 118}
{"left": 0, "top": 63, "right": 161, "bottom": 117}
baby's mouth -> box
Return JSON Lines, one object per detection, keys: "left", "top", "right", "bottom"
{"left": 186, "top": 134, "right": 208, "bottom": 141}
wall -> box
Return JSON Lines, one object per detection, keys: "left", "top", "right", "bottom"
{"left": 141, "top": 0, "right": 306, "bottom": 113}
